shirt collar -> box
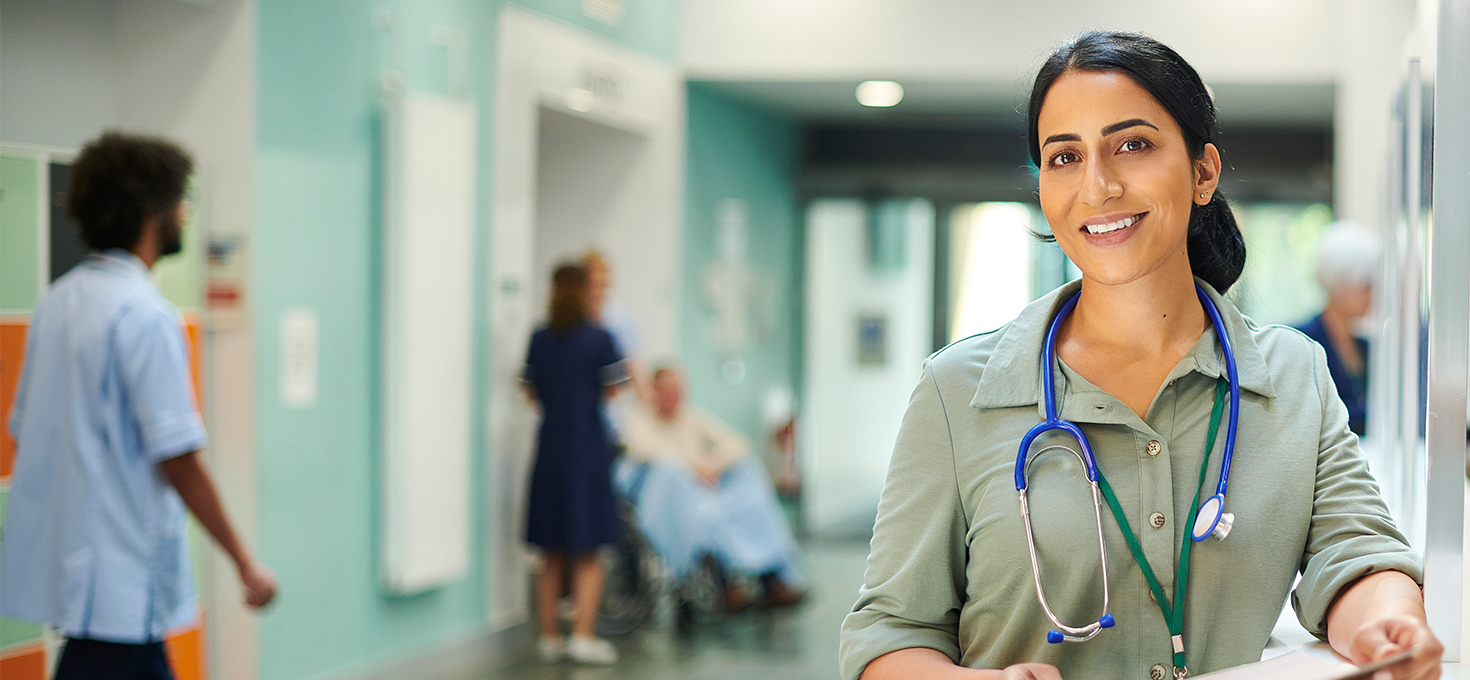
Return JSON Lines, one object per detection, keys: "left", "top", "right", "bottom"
{"left": 88, "top": 249, "right": 153, "bottom": 281}
{"left": 969, "top": 277, "right": 1276, "bottom": 411}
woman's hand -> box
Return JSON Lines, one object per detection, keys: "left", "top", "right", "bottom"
{"left": 863, "top": 649, "right": 1063, "bottom": 679}
{"left": 1327, "top": 571, "right": 1442, "bottom": 680}
{"left": 1345, "top": 614, "right": 1442, "bottom": 680}
{"left": 996, "top": 663, "right": 1063, "bottom": 679}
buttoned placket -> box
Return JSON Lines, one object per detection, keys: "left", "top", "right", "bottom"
{"left": 1056, "top": 354, "right": 1215, "bottom": 675}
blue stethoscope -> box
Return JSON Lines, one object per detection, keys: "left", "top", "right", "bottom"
{"left": 1014, "top": 284, "right": 1240, "bottom": 663}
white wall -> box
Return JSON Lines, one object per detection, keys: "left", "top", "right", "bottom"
{"left": 803, "top": 199, "right": 934, "bottom": 536}
{"left": 681, "top": 0, "right": 1344, "bottom": 83}
{"left": 0, "top": 1, "right": 258, "bottom": 677}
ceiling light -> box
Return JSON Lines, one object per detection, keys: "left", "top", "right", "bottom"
{"left": 856, "top": 80, "right": 904, "bottom": 108}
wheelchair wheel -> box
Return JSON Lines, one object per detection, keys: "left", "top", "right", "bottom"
{"left": 596, "top": 499, "right": 658, "bottom": 636}
{"left": 675, "top": 553, "right": 726, "bottom": 631}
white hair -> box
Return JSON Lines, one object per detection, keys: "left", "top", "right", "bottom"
{"left": 1316, "top": 221, "right": 1379, "bottom": 291}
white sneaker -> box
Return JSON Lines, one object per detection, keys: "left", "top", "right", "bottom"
{"left": 567, "top": 635, "right": 618, "bottom": 665}
{"left": 537, "top": 636, "right": 566, "bottom": 662}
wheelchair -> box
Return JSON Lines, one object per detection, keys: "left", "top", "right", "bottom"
{"left": 595, "top": 459, "right": 729, "bottom": 635}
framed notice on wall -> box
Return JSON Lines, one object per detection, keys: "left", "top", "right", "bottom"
{"left": 857, "top": 314, "right": 887, "bottom": 365}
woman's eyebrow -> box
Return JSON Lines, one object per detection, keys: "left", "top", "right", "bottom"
{"left": 1101, "top": 118, "right": 1159, "bottom": 136}
{"left": 1042, "top": 133, "right": 1081, "bottom": 147}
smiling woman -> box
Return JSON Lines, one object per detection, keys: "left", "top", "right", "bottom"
{"left": 840, "top": 30, "right": 1442, "bottom": 680}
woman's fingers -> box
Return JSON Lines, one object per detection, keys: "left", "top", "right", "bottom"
{"left": 1350, "top": 615, "right": 1443, "bottom": 679}
{"left": 1000, "top": 663, "right": 1063, "bottom": 680}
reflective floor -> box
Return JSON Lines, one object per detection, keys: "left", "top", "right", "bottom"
{"left": 460, "top": 540, "right": 870, "bottom": 680}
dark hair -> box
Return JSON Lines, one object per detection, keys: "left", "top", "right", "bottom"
{"left": 548, "top": 264, "right": 590, "bottom": 334}
{"left": 1027, "top": 31, "right": 1246, "bottom": 293}
{"left": 68, "top": 131, "right": 193, "bottom": 252}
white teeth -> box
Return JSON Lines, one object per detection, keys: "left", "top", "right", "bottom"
{"left": 1085, "top": 214, "right": 1139, "bottom": 235}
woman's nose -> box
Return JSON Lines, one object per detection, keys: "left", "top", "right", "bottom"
{"left": 1080, "top": 159, "right": 1123, "bottom": 207}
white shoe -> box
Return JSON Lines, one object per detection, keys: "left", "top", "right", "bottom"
{"left": 568, "top": 635, "right": 618, "bottom": 665}
{"left": 537, "top": 636, "right": 566, "bottom": 662}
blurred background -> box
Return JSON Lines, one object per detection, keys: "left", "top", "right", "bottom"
{"left": 1, "top": 0, "right": 1466, "bottom": 678}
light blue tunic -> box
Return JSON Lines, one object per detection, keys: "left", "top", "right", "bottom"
{"left": 1, "top": 250, "right": 208, "bottom": 643}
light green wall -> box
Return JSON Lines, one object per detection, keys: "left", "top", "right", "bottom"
{"left": 680, "top": 83, "right": 803, "bottom": 449}
{"left": 253, "top": 2, "right": 677, "bottom": 679}
{"left": 0, "top": 154, "right": 40, "bottom": 313}
{"left": 153, "top": 177, "right": 205, "bottom": 311}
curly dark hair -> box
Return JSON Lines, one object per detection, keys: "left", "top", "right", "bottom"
{"left": 68, "top": 131, "right": 193, "bottom": 252}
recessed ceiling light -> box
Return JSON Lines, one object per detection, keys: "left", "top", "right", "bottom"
{"left": 857, "top": 80, "right": 904, "bottom": 108}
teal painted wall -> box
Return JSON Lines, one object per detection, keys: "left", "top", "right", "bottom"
{"left": 680, "top": 83, "right": 803, "bottom": 452}
{"left": 253, "top": 2, "right": 676, "bottom": 679}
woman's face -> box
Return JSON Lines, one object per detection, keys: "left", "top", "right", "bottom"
{"left": 1036, "top": 69, "right": 1220, "bottom": 287}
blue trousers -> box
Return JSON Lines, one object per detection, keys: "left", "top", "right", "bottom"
{"left": 618, "top": 458, "right": 803, "bottom": 584}
{"left": 55, "top": 638, "right": 175, "bottom": 680}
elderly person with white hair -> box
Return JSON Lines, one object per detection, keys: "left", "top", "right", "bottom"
{"left": 1295, "top": 222, "right": 1380, "bottom": 435}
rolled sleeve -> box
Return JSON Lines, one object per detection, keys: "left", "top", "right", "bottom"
{"left": 840, "top": 360, "right": 967, "bottom": 679}
{"left": 1291, "top": 342, "right": 1422, "bottom": 638}
{"left": 115, "top": 304, "right": 208, "bottom": 462}
{"left": 595, "top": 329, "right": 628, "bottom": 387}
{"left": 599, "top": 359, "right": 629, "bottom": 387}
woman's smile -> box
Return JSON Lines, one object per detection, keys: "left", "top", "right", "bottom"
{"left": 1080, "top": 211, "right": 1148, "bottom": 246}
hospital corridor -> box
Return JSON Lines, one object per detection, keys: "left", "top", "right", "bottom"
{"left": 4, "top": 1, "right": 1470, "bottom": 680}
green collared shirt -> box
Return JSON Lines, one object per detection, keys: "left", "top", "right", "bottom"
{"left": 840, "top": 279, "right": 1421, "bottom": 680}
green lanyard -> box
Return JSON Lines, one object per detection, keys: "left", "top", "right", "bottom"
{"left": 1094, "top": 377, "right": 1227, "bottom": 680}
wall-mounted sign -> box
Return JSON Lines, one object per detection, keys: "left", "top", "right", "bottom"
{"left": 857, "top": 314, "right": 888, "bottom": 365}
{"left": 582, "top": 0, "right": 624, "bottom": 26}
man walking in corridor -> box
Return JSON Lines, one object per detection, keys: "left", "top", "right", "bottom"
{"left": 0, "top": 132, "right": 276, "bottom": 680}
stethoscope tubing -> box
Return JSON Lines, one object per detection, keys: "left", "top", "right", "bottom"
{"left": 1195, "top": 286, "right": 1240, "bottom": 498}
{"left": 1013, "top": 284, "right": 1241, "bottom": 646}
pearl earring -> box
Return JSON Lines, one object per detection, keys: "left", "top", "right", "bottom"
{"left": 1200, "top": 193, "right": 1207, "bottom": 200}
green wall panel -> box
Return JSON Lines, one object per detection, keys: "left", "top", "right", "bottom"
{"left": 681, "top": 83, "right": 803, "bottom": 449}
{"left": 0, "top": 155, "right": 41, "bottom": 312}
{"left": 0, "top": 485, "right": 45, "bottom": 650}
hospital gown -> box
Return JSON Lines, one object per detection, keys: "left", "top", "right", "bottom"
{"left": 618, "top": 405, "right": 802, "bottom": 585}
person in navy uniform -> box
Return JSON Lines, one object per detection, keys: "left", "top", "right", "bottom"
{"left": 1296, "top": 223, "right": 1378, "bottom": 435}
{"left": 522, "top": 263, "right": 629, "bottom": 665}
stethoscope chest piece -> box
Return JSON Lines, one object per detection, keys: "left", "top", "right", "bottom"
{"left": 1190, "top": 493, "right": 1234, "bottom": 542}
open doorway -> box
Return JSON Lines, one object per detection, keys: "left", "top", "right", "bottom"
{"left": 529, "top": 108, "right": 648, "bottom": 309}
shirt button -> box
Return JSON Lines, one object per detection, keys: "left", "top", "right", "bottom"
{"left": 1146, "top": 440, "right": 1162, "bottom": 456}
{"left": 1150, "top": 663, "right": 1168, "bottom": 680}
{"left": 1150, "top": 512, "right": 1166, "bottom": 528}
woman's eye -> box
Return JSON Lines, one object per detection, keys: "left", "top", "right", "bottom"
{"left": 1049, "top": 151, "right": 1079, "bottom": 167}
{"left": 1120, "top": 139, "right": 1150, "bottom": 153}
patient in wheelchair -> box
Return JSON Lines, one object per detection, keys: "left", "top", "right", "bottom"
{"left": 618, "top": 366, "right": 806, "bottom": 611}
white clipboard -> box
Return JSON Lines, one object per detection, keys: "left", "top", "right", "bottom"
{"left": 1194, "top": 647, "right": 1420, "bottom": 679}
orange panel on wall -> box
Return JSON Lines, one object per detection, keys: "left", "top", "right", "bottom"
{"left": 165, "top": 619, "right": 205, "bottom": 680}
{"left": 0, "top": 643, "right": 46, "bottom": 680}
{"left": 0, "top": 320, "right": 28, "bottom": 481}
{"left": 182, "top": 315, "right": 203, "bottom": 412}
